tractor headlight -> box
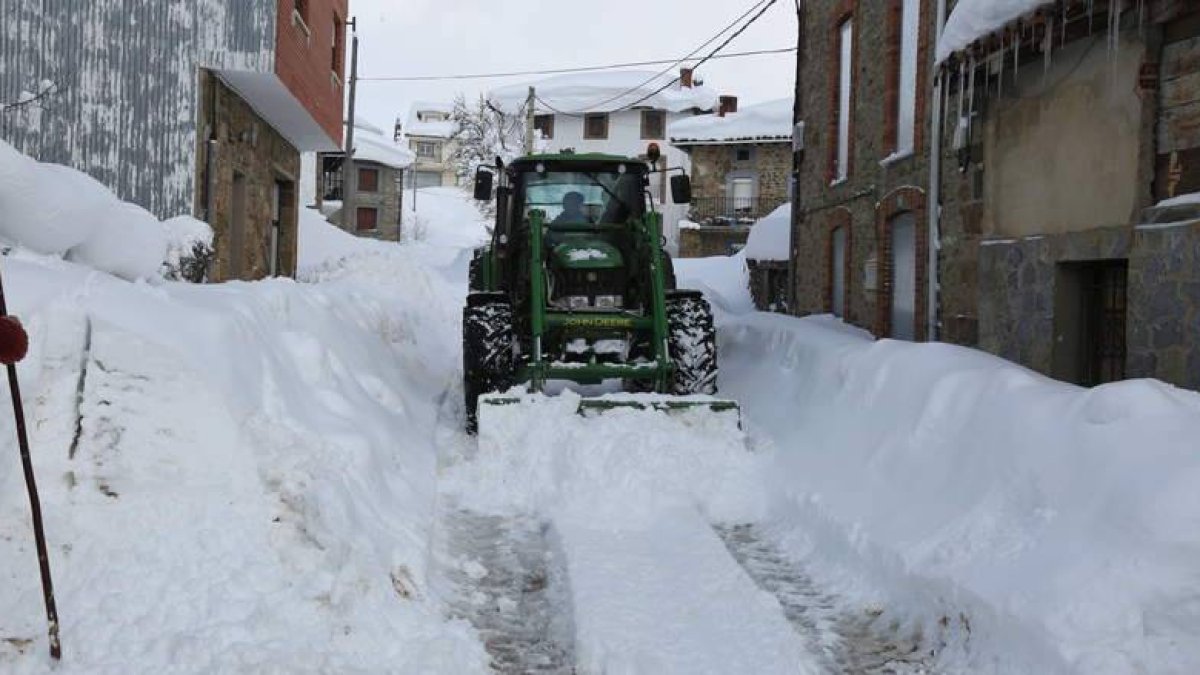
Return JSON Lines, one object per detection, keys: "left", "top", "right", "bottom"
{"left": 594, "top": 295, "right": 623, "bottom": 310}
{"left": 566, "top": 295, "right": 590, "bottom": 310}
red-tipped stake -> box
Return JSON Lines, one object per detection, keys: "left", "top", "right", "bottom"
{"left": 0, "top": 267, "right": 62, "bottom": 661}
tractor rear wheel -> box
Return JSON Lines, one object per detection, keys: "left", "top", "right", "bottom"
{"left": 463, "top": 293, "right": 515, "bottom": 434}
{"left": 666, "top": 291, "right": 718, "bottom": 395}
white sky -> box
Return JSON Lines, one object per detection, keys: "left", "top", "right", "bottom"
{"left": 347, "top": 0, "right": 798, "bottom": 134}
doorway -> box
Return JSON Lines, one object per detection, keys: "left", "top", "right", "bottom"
{"left": 1053, "top": 260, "right": 1128, "bottom": 386}
{"left": 230, "top": 172, "right": 247, "bottom": 280}
{"left": 889, "top": 212, "right": 917, "bottom": 340}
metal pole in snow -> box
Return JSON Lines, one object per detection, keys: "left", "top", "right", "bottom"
{"left": 343, "top": 21, "right": 360, "bottom": 232}
{"left": 0, "top": 268, "right": 61, "bottom": 661}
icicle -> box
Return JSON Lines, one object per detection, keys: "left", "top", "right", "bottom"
{"left": 957, "top": 61, "right": 966, "bottom": 125}
{"left": 1108, "top": 0, "right": 1118, "bottom": 53}
{"left": 1089, "top": 0, "right": 1095, "bottom": 34}
{"left": 1062, "top": 0, "right": 1068, "bottom": 43}
{"left": 1014, "top": 24, "right": 1021, "bottom": 79}
{"left": 997, "top": 35, "right": 1005, "bottom": 97}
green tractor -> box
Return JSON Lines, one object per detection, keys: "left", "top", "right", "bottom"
{"left": 462, "top": 149, "right": 734, "bottom": 433}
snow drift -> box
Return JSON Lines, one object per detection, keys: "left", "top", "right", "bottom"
{"left": 0, "top": 140, "right": 204, "bottom": 281}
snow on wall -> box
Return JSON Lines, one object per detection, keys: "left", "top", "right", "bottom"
{"left": 0, "top": 0, "right": 278, "bottom": 219}
{"left": 742, "top": 203, "right": 791, "bottom": 261}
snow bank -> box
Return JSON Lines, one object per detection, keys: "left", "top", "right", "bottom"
{"left": 720, "top": 310, "right": 1200, "bottom": 673}
{"left": 490, "top": 70, "right": 719, "bottom": 115}
{"left": 742, "top": 203, "right": 791, "bottom": 261}
{"left": 0, "top": 140, "right": 170, "bottom": 280}
{"left": 937, "top": 0, "right": 1053, "bottom": 64}
{"left": 0, "top": 188, "right": 494, "bottom": 672}
{"left": 675, "top": 252, "right": 755, "bottom": 315}
{"left": 669, "top": 98, "right": 794, "bottom": 145}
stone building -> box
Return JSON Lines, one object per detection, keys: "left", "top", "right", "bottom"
{"left": 669, "top": 98, "right": 794, "bottom": 258}
{"left": 0, "top": 0, "right": 348, "bottom": 282}
{"left": 317, "top": 120, "right": 415, "bottom": 241}
{"left": 791, "top": 0, "right": 937, "bottom": 341}
{"left": 934, "top": 0, "right": 1200, "bottom": 389}
{"left": 789, "top": 0, "right": 1200, "bottom": 391}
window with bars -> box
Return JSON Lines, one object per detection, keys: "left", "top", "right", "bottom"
{"left": 584, "top": 113, "right": 609, "bottom": 140}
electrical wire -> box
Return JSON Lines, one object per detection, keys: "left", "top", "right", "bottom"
{"left": 554, "top": 0, "right": 774, "bottom": 114}
{"left": 358, "top": 46, "right": 795, "bottom": 83}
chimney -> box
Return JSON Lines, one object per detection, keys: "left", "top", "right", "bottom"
{"left": 394, "top": 117, "right": 403, "bottom": 142}
{"left": 680, "top": 67, "right": 694, "bottom": 89}
{"left": 718, "top": 95, "right": 738, "bottom": 117}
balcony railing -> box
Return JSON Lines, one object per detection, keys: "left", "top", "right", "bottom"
{"left": 688, "top": 196, "right": 781, "bottom": 226}
{"left": 322, "top": 170, "right": 344, "bottom": 201}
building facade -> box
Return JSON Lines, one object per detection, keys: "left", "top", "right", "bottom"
{"left": 790, "top": 0, "right": 1200, "bottom": 391}
{"left": 490, "top": 69, "right": 721, "bottom": 251}
{"left": 317, "top": 120, "right": 414, "bottom": 241}
{"left": 402, "top": 102, "right": 458, "bottom": 188}
{"left": 670, "top": 97, "right": 794, "bottom": 257}
{"left": 0, "top": 0, "right": 347, "bottom": 281}
{"left": 791, "top": 0, "right": 937, "bottom": 342}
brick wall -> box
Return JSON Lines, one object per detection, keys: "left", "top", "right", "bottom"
{"left": 792, "top": 0, "right": 936, "bottom": 337}
{"left": 274, "top": 0, "right": 347, "bottom": 147}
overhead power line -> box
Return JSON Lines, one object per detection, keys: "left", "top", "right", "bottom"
{"left": 605, "top": 0, "right": 781, "bottom": 114}
{"left": 358, "top": 46, "right": 795, "bottom": 83}
{"left": 563, "top": 0, "right": 775, "bottom": 114}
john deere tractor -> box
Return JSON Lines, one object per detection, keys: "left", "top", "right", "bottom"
{"left": 462, "top": 149, "right": 731, "bottom": 433}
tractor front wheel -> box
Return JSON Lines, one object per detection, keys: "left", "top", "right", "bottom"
{"left": 463, "top": 293, "right": 515, "bottom": 434}
{"left": 666, "top": 291, "right": 718, "bottom": 395}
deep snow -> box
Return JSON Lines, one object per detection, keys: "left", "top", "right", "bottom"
{"left": 3, "top": 135, "right": 1200, "bottom": 673}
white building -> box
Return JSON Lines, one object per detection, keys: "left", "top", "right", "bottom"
{"left": 401, "top": 101, "right": 458, "bottom": 188}
{"left": 489, "top": 69, "right": 724, "bottom": 250}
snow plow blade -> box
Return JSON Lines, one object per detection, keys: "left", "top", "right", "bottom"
{"left": 478, "top": 392, "right": 742, "bottom": 430}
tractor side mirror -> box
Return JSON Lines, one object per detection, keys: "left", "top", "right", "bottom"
{"left": 473, "top": 168, "right": 494, "bottom": 201}
{"left": 670, "top": 174, "right": 692, "bottom": 205}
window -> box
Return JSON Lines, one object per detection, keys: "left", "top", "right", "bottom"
{"left": 733, "top": 147, "right": 754, "bottom": 163}
{"left": 293, "top": 0, "right": 310, "bottom": 35}
{"left": 584, "top": 113, "right": 609, "bottom": 140}
{"left": 332, "top": 14, "right": 345, "bottom": 74}
{"left": 523, "top": 169, "right": 644, "bottom": 224}
{"left": 835, "top": 18, "right": 854, "bottom": 181}
{"left": 534, "top": 114, "right": 555, "bottom": 140}
{"left": 731, "top": 178, "right": 754, "bottom": 212}
{"left": 831, "top": 226, "right": 847, "bottom": 317}
{"left": 358, "top": 167, "right": 379, "bottom": 193}
{"left": 640, "top": 110, "right": 666, "bottom": 140}
{"left": 895, "top": 0, "right": 919, "bottom": 154}
{"left": 415, "top": 141, "right": 439, "bottom": 159}
{"left": 356, "top": 207, "right": 379, "bottom": 232}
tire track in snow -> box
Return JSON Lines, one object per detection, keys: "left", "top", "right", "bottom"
{"left": 437, "top": 507, "right": 575, "bottom": 674}
{"left": 716, "top": 524, "right": 937, "bottom": 674}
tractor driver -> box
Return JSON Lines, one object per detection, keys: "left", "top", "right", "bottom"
{"left": 552, "top": 191, "right": 590, "bottom": 225}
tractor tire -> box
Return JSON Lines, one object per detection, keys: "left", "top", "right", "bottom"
{"left": 463, "top": 293, "right": 515, "bottom": 434}
{"left": 666, "top": 291, "right": 718, "bottom": 396}
{"left": 468, "top": 248, "right": 486, "bottom": 292}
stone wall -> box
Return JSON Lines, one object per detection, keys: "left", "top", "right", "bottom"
{"left": 196, "top": 70, "right": 300, "bottom": 281}
{"left": 1129, "top": 222, "right": 1200, "bottom": 389}
{"left": 679, "top": 225, "right": 750, "bottom": 258}
{"left": 350, "top": 163, "right": 404, "bottom": 241}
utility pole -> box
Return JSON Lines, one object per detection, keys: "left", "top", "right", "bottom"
{"left": 342, "top": 18, "right": 360, "bottom": 232}
{"left": 524, "top": 86, "right": 536, "bottom": 155}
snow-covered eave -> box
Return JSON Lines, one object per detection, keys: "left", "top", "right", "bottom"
{"left": 215, "top": 69, "right": 340, "bottom": 152}
{"left": 670, "top": 136, "right": 792, "bottom": 147}
{"left": 935, "top": 0, "right": 1054, "bottom": 66}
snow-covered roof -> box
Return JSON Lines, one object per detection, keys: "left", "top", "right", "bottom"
{"left": 669, "top": 98, "right": 794, "bottom": 146}
{"left": 936, "top": 0, "right": 1052, "bottom": 65}
{"left": 742, "top": 203, "right": 791, "bottom": 261}
{"left": 215, "top": 70, "right": 340, "bottom": 151}
{"left": 489, "top": 70, "right": 720, "bottom": 115}
{"left": 352, "top": 121, "right": 415, "bottom": 170}
{"left": 405, "top": 101, "right": 455, "bottom": 139}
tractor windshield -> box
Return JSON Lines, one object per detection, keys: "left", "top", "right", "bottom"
{"left": 523, "top": 170, "right": 643, "bottom": 225}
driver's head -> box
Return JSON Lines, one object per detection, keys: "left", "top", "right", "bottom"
{"left": 562, "top": 191, "right": 585, "bottom": 212}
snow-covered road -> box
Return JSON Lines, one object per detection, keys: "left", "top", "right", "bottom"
{"left": 4, "top": 183, "right": 1200, "bottom": 673}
